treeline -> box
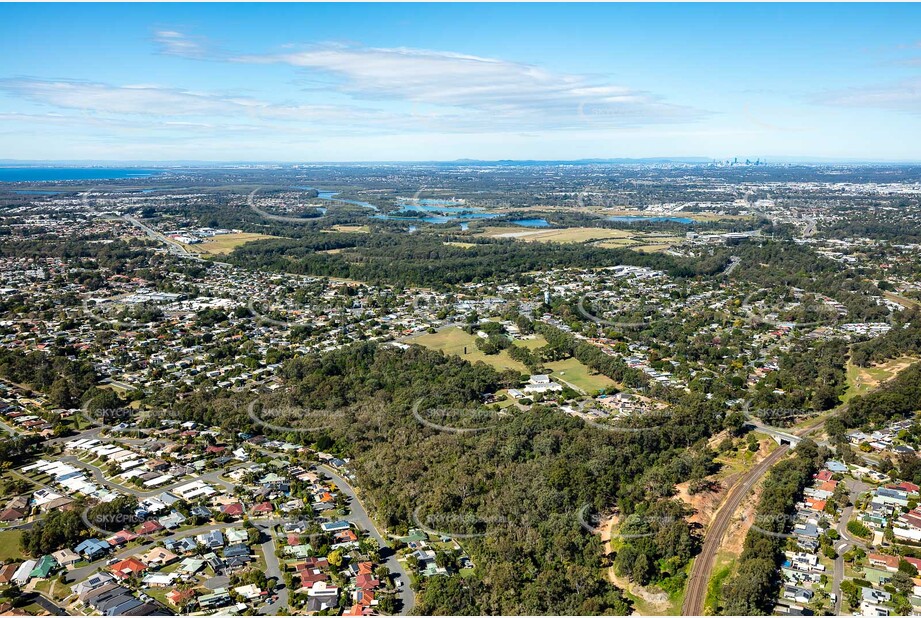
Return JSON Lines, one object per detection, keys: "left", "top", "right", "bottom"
{"left": 728, "top": 242, "right": 889, "bottom": 323}
{"left": 21, "top": 508, "right": 88, "bottom": 557}
{"left": 0, "top": 347, "right": 99, "bottom": 409}
{"left": 850, "top": 308, "right": 921, "bottom": 367}
{"left": 829, "top": 361, "right": 921, "bottom": 433}
{"left": 823, "top": 211, "right": 921, "bottom": 245}
{"left": 748, "top": 339, "right": 850, "bottom": 419}
{"left": 720, "top": 440, "right": 822, "bottom": 615}
{"left": 152, "top": 341, "right": 726, "bottom": 615}
{"left": 534, "top": 322, "right": 649, "bottom": 390}
{"left": 225, "top": 233, "right": 728, "bottom": 288}
{"left": 613, "top": 494, "right": 701, "bottom": 590}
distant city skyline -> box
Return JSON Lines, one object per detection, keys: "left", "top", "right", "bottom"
{"left": 2, "top": 3, "right": 921, "bottom": 161}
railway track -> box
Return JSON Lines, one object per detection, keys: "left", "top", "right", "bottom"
{"left": 682, "top": 414, "right": 829, "bottom": 615}
{"left": 681, "top": 444, "right": 789, "bottom": 615}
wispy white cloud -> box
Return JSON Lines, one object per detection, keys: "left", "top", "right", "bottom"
{"left": 0, "top": 32, "right": 706, "bottom": 153}
{"left": 153, "top": 30, "right": 210, "bottom": 59}
{"left": 818, "top": 78, "right": 921, "bottom": 114}
{"left": 0, "top": 78, "right": 422, "bottom": 132}
{"left": 234, "top": 43, "right": 703, "bottom": 128}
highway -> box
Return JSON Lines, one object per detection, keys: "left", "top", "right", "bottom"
{"left": 121, "top": 215, "right": 193, "bottom": 258}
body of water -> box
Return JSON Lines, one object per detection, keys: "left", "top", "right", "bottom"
{"left": 309, "top": 189, "right": 379, "bottom": 211}
{"left": 0, "top": 167, "right": 159, "bottom": 182}
{"left": 512, "top": 218, "right": 551, "bottom": 228}
{"left": 398, "top": 202, "right": 471, "bottom": 214}
{"left": 607, "top": 215, "right": 694, "bottom": 224}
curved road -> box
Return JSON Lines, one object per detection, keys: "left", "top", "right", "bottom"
{"left": 319, "top": 464, "right": 416, "bottom": 615}
{"left": 59, "top": 454, "right": 235, "bottom": 498}
{"left": 65, "top": 519, "right": 288, "bottom": 613}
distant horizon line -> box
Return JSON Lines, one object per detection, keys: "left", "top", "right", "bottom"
{"left": 3, "top": 156, "right": 921, "bottom": 167}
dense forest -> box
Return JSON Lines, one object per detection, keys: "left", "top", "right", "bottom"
{"left": 0, "top": 347, "right": 99, "bottom": 409}
{"left": 728, "top": 242, "right": 888, "bottom": 323}
{"left": 146, "top": 341, "right": 725, "bottom": 614}
{"left": 224, "top": 233, "right": 728, "bottom": 288}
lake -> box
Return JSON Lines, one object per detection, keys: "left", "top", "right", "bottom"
{"left": 303, "top": 188, "right": 379, "bottom": 211}
{"left": 512, "top": 218, "right": 551, "bottom": 228}
{"left": 0, "top": 167, "right": 160, "bottom": 182}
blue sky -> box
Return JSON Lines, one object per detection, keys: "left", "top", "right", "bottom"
{"left": 2, "top": 3, "right": 921, "bottom": 162}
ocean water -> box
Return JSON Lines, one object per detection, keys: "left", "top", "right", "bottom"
{"left": 0, "top": 167, "right": 159, "bottom": 182}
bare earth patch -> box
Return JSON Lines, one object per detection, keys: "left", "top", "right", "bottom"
{"left": 602, "top": 516, "right": 672, "bottom": 614}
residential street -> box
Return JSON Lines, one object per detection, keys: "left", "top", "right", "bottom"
{"left": 833, "top": 478, "right": 870, "bottom": 614}
{"left": 320, "top": 464, "right": 416, "bottom": 615}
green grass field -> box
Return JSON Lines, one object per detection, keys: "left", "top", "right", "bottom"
{"left": 186, "top": 233, "right": 278, "bottom": 256}
{"left": 410, "top": 327, "right": 613, "bottom": 394}
{"left": 512, "top": 334, "right": 548, "bottom": 350}
{"left": 0, "top": 530, "right": 23, "bottom": 561}
{"left": 842, "top": 356, "right": 918, "bottom": 402}
{"left": 408, "top": 327, "right": 529, "bottom": 374}
{"left": 545, "top": 357, "right": 618, "bottom": 394}
{"left": 704, "top": 553, "right": 733, "bottom": 616}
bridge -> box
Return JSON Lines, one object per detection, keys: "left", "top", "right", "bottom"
{"left": 744, "top": 420, "right": 802, "bottom": 446}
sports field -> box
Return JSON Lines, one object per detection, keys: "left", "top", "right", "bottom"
{"left": 326, "top": 224, "right": 370, "bottom": 233}
{"left": 481, "top": 226, "right": 634, "bottom": 243}
{"left": 408, "top": 327, "right": 529, "bottom": 373}
{"left": 546, "top": 357, "right": 618, "bottom": 394}
{"left": 188, "top": 233, "right": 277, "bottom": 256}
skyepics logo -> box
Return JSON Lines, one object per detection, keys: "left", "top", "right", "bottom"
{"left": 579, "top": 405, "right": 675, "bottom": 434}
{"left": 411, "top": 398, "right": 504, "bottom": 434}
{"left": 411, "top": 506, "right": 509, "bottom": 539}
{"left": 80, "top": 506, "right": 155, "bottom": 544}
{"left": 572, "top": 188, "right": 621, "bottom": 211}
{"left": 81, "top": 405, "right": 180, "bottom": 429}
{"left": 577, "top": 504, "right": 605, "bottom": 535}
{"left": 80, "top": 289, "right": 170, "bottom": 331}
{"left": 271, "top": 519, "right": 329, "bottom": 544}
{"left": 576, "top": 294, "right": 659, "bottom": 331}
{"left": 577, "top": 504, "right": 679, "bottom": 539}
{"left": 740, "top": 399, "right": 816, "bottom": 427}
{"left": 744, "top": 512, "right": 807, "bottom": 540}
{"left": 247, "top": 187, "right": 328, "bottom": 224}
{"left": 247, "top": 399, "right": 346, "bottom": 434}
{"left": 742, "top": 289, "right": 841, "bottom": 330}
{"left": 247, "top": 297, "right": 343, "bottom": 329}
{"left": 81, "top": 406, "right": 135, "bottom": 427}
